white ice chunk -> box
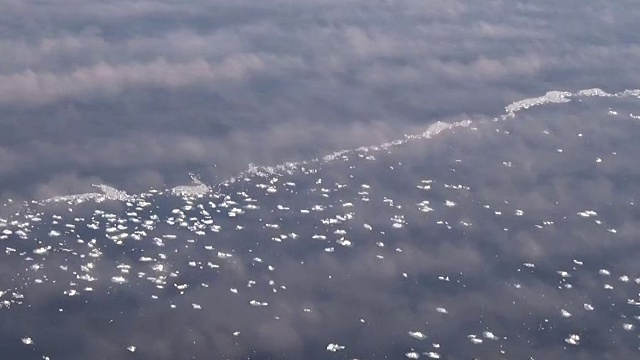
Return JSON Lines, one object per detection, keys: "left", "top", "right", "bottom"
{"left": 565, "top": 334, "right": 580, "bottom": 345}
{"left": 408, "top": 331, "right": 427, "bottom": 340}
{"left": 326, "top": 343, "right": 345, "bottom": 352}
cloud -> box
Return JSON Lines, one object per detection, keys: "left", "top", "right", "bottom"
{"left": 0, "top": 55, "right": 271, "bottom": 105}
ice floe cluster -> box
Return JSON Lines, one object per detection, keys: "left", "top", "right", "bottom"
{"left": 1, "top": 88, "right": 639, "bottom": 359}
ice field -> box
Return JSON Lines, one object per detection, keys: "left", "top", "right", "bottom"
{"left": 1, "top": 89, "right": 639, "bottom": 359}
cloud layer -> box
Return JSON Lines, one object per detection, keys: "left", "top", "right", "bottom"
{"left": 1, "top": 0, "right": 640, "bottom": 200}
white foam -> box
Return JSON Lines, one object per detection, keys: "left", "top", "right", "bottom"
{"left": 41, "top": 184, "right": 133, "bottom": 204}
{"left": 32, "top": 87, "right": 640, "bottom": 205}
{"left": 504, "top": 91, "right": 572, "bottom": 117}
{"left": 171, "top": 173, "right": 211, "bottom": 197}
